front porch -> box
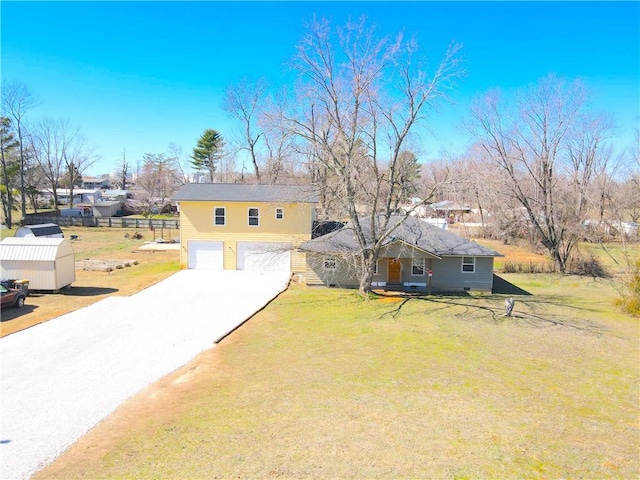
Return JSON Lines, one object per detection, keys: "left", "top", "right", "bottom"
{"left": 371, "top": 255, "right": 434, "bottom": 293}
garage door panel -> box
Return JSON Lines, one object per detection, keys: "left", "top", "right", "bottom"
{"left": 188, "top": 241, "right": 223, "bottom": 270}
{"left": 237, "top": 242, "right": 291, "bottom": 271}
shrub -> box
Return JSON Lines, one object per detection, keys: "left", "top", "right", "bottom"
{"left": 502, "top": 261, "right": 554, "bottom": 274}
{"left": 617, "top": 260, "right": 640, "bottom": 317}
{"left": 569, "top": 255, "right": 607, "bottom": 278}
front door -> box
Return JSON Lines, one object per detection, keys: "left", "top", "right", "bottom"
{"left": 388, "top": 258, "right": 402, "bottom": 284}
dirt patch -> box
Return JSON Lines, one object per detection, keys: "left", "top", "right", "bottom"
{"left": 75, "top": 259, "right": 139, "bottom": 272}
{"left": 376, "top": 296, "right": 405, "bottom": 303}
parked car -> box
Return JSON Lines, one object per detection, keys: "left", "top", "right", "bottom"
{"left": 0, "top": 285, "right": 26, "bottom": 309}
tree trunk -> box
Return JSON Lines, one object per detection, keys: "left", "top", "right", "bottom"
{"left": 358, "top": 251, "right": 377, "bottom": 296}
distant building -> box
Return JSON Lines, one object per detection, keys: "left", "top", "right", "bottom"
{"left": 81, "top": 176, "right": 111, "bottom": 189}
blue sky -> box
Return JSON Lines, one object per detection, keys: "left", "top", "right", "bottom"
{"left": 2, "top": 1, "right": 639, "bottom": 176}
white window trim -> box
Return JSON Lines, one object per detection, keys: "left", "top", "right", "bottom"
{"left": 214, "top": 206, "right": 225, "bottom": 226}
{"left": 248, "top": 207, "right": 260, "bottom": 227}
{"left": 275, "top": 207, "right": 284, "bottom": 220}
{"left": 412, "top": 258, "right": 425, "bottom": 276}
{"left": 324, "top": 256, "right": 337, "bottom": 270}
{"left": 462, "top": 256, "right": 475, "bottom": 273}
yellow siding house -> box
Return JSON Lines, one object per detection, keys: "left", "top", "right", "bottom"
{"left": 173, "top": 184, "right": 318, "bottom": 272}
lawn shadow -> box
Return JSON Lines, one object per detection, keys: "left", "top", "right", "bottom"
{"left": 60, "top": 287, "right": 119, "bottom": 297}
{"left": 0, "top": 304, "right": 38, "bottom": 321}
{"left": 492, "top": 275, "right": 532, "bottom": 295}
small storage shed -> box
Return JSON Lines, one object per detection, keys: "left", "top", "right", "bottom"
{"left": 15, "top": 223, "right": 64, "bottom": 238}
{"left": 0, "top": 237, "right": 75, "bottom": 291}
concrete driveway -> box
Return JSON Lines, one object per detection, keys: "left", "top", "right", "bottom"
{"left": 0, "top": 270, "right": 290, "bottom": 480}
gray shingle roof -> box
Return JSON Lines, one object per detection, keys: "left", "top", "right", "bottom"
{"left": 300, "top": 215, "right": 502, "bottom": 257}
{"left": 173, "top": 183, "right": 319, "bottom": 203}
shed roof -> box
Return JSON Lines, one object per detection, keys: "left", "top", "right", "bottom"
{"left": 0, "top": 238, "right": 74, "bottom": 261}
{"left": 300, "top": 215, "right": 502, "bottom": 258}
{"left": 173, "top": 183, "right": 319, "bottom": 203}
{"left": 17, "top": 223, "right": 63, "bottom": 236}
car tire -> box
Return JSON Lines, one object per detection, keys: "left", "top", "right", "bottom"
{"left": 15, "top": 296, "right": 25, "bottom": 308}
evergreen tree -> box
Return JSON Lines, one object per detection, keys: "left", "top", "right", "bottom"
{"left": 191, "top": 129, "right": 224, "bottom": 182}
{"left": 0, "top": 117, "right": 19, "bottom": 227}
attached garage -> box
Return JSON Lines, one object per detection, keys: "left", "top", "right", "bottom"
{"left": 236, "top": 242, "right": 291, "bottom": 271}
{"left": 187, "top": 241, "right": 223, "bottom": 270}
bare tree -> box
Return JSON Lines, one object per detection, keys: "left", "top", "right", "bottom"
{"left": 131, "top": 153, "right": 182, "bottom": 217}
{"left": 114, "top": 149, "right": 130, "bottom": 190}
{"left": 166, "top": 142, "right": 193, "bottom": 185}
{"left": 29, "top": 118, "right": 67, "bottom": 209}
{"left": 274, "top": 16, "right": 462, "bottom": 294}
{"left": 23, "top": 162, "right": 48, "bottom": 213}
{"left": 60, "top": 125, "right": 96, "bottom": 207}
{"left": 1, "top": 81, "right": 40, "bottom": 217}
{"left": 467, "top": 75, "right": 615, "bottom": 272}
{"left": 224, "top": 78, "right": 268, "bottom": 183}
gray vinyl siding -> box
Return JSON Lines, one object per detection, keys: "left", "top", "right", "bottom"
{"left": 429, "top": 256, "right": 494, "bottom": 292}
{"left": 305, "top": 254, "right": 360, "bottom": 288}
{"left": 306, "top": 250, "right": 495, "bottom": 292}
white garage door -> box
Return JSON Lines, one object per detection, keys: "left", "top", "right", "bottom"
{"left": 237, "top": 242, "right": 291, "bottom": 271}
{"left": 188, "top": 241, "right": 223, "bottom": 270}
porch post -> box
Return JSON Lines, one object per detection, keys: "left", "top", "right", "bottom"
{"left": 427, "top": 258, "right": 432, "bottom": 295}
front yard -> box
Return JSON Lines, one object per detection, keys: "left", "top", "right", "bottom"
{"left": 36, "top": 274, "right": 639, "bottom": 478}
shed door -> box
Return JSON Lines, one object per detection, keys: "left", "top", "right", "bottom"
{"left": 237, "top": 242, "right": 291, "bottom": 271}
{"left": 188, "top": 241, "right": 223, "bottom": 270}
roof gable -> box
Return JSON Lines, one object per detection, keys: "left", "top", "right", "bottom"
{"left": 0, "top": 237, "right": 73, "bottom": 261}
{"left": 173, "top": 183, "right": 319, "bottom": 203}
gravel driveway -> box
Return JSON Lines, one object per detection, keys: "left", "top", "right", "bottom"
{"left": 0, "top": 270, "right": 290, "bottom": 480}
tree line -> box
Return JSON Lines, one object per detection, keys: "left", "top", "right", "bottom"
{"left": 2, "top": 15, "right": 638, "bottom": 294}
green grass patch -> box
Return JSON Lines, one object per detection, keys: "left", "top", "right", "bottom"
{"left": 40, "top": 277, "right": 639, "bottom": 479}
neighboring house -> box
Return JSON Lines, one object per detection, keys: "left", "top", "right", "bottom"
{"left": 81, "top": 176, "right": 111, "bottom": 189}
{"left": 429, "top": 200, "right": 472, "bottom": 223}
{"left": 300, "top": 215, "right": 502, "bottom": 293}
{"left": 102, "top": 190, "right": 132, "bottom": 201}
{"left": 92, "top": 201, "right": 123, "bottom": 218}
{"left": 173, "top": 183, "right": 319, "bottom": 272}
{"left": 42, "top": 189, "right": 103, "bottom": 206}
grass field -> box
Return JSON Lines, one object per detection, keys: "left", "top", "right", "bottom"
{"left": 36, "top": 276, "right": 639, "bottom": 478}
{"left": 4, "top": 225, "right": 639, "bottom": 477}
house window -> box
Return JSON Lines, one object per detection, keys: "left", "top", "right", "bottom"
{"left": 248, "top": 208, "right": 259, "bottom": 226}
{"left": 214, "top": 207, "right": 225, "bottom": 226}
{"left": 324, "top": 256, "right": 337, "bottom": 270}
{"left": 412, "top": 258, "right": 425, "bottom": 275}
{"left": 275, "top": 208, "right": 284, "bottom": 220}
{"left": 462, "top": 257, "right": 475, "bottom": 273}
